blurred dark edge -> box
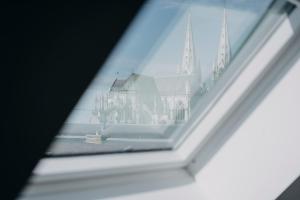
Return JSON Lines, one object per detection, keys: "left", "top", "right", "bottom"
{"left": 277, "top": 175, "right": 300, "bottom": 200}
{"left": 0, "top": 2, "right": 144, "bottom": 199}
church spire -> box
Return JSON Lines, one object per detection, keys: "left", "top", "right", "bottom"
{"left": 213, "top": 7, "right": 231, "bottom": 80}
{"left": 178, "top": 13, "right": 197, "bottom": 75}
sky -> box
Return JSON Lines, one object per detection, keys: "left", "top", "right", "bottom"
{"left": 96, "top": 0, "right": 273, "bottom": 82}
{"left": 66, "top": 0, "right": 274, "bottom": 124}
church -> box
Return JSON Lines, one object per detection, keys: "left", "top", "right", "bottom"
{"left": 92, "top": 9, "right": 231, "bottom": 126}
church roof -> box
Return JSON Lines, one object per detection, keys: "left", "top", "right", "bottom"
{"left": 110, "top": 73, "right": 160, "bottom": 94}
{"left": 110, "top": 79, "right": 127, "bottom": 92}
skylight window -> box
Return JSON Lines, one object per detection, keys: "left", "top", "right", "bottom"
{"left": 48, "top": 0, "right": 275, "bottom": 155}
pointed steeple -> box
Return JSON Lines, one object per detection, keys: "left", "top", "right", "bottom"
{"left": 213, "top": 8, "right": 231, "bottom": 80}
{"left": 179, "top": 13, "right": 197, "bottom": 75}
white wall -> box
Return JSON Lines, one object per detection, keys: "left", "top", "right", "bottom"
{"left": 193, "top": 57, "right": 300, "bottom": 200}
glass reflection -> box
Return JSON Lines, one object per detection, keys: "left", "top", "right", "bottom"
{"left": 49, "top": 0, "right": 274, "bottom": 155}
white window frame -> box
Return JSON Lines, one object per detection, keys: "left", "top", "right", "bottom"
{"left": 23, "top": 2, "right": 300, "bottom": 198}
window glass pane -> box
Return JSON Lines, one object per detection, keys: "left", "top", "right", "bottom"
{"left": 49, "top": 0, "right": 276, "bottom": 155}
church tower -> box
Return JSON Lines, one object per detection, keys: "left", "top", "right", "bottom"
{"left": 178, "top": 13, "right": 199, "bottom": 75}
{"left": 213, "top": 8, "right": 231, "bottom": 80}
{"left": 177, "top": 13, "right": 202, "bottom": 122}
